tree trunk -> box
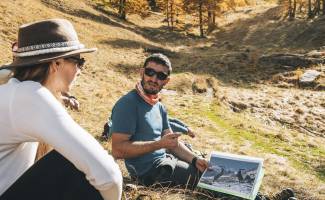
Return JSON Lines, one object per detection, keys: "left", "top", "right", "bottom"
{"left": 166, "top": 0, "right": 170, "bottom": 27}
{"left": 323, "top": 0, "right": 325, "bottom": 14}
{"left": 170, "top": 0, "right": 174, "bottom": 30}
{"left": 148, "top": 0, "right": 158, "bottom": 11}
{"left": 207, "top": 10, "right": 216, "bottom": 33}
{"left": 199, "top": 0, "right": 204, "bottom": 37}
{"left": 314, "top": 0, "right": 321, "bottom": 15}
{"left": 292, "top": 0, "right": 296, "bottom": 18}
{"left": 288, "top": 0, "right": 293, "bottom": 18}
{"left": 308, "top": 0, "right": 313, "bottom": 18}
{"left": 118, "top": 0, "right": 126, "bottom": 20}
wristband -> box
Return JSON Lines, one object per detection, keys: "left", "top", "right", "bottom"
{"left": 191, "top": 156, "right": 198, "bottom": 168}
{"left": 69, "top": 95, "right": 77, "bottom": 100}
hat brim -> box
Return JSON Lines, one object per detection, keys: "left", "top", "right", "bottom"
{"left": 0, "top": 47, "right": 97, "bottom": 69}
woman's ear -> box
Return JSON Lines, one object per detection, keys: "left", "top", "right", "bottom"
{"left": 49, "top": 59, "right": 63, "bottom": 73}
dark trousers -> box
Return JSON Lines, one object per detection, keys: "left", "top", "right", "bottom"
{"left": 0, "top": 150, "right": 103, "bottom": 200}
{"left": 138, "top": 154, "right": 202, "bottom": 189}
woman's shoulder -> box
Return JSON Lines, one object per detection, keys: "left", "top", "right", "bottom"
{"left": 11, "top": 79, "right": 55, "bottom": 102}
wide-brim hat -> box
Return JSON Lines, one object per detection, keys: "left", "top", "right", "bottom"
{"left": 1, "top": 18, "right": 97, "bottom": 69}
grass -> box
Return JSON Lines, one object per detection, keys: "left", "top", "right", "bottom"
{"left": 203, "top": 103, "right": 325, "bottom": 182}
{"left": 165, "top": 95, "right": 324, "bottom": 199}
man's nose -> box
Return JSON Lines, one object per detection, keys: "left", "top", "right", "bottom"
{"left": 148, "top": 74, "right": 159, "bottom": 82}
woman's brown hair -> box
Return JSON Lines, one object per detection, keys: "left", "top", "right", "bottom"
{"left": 12, "top": 62, "right": 50, "bottom": 84}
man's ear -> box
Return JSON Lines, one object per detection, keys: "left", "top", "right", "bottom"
{"left": 164, "top": 77, "right": 170, "bottom": 85}
{"left": 140, "top": 68, "right": 144, "bottom": 78}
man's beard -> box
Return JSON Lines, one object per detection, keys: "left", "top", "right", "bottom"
{"left": 141, "top": 79, "right": 163, "bottom": 95}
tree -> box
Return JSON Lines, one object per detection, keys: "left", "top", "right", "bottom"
{"left": 118, "top": 0, "right": 126, "bottom": 19}
{"left": 207, "top": 0, "right": 217, "bottom": 33}
{"left": 148, "top": 0, "right": 159, "bottom": 11}
{"left": 183, "top": 0, "right": 210, "bottom": 37}
{"left": 308, "top": 0, "right": 313, "bottom": 18}
{"left": 313, "top": 0, "right": 321, "bottom": 16}
{"left": 97, "top": 0, "right": 149, "bottom": 20}
{"left": 158, "top": 0, "right": 182, "bottom": 30}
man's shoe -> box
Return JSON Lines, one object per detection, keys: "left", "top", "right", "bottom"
{"left": 271, "top": 188, "right": 295, "bottom": 200}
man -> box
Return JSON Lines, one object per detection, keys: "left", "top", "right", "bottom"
{"left": 110, "top": 53, "right": 208, "bottom": 188}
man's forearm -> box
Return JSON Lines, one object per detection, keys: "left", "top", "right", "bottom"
{"left": 112, "top": 140, "right": 162, "bottom": 159}
{"left": 169, "top": 141, "right": 195, "bottom": 163}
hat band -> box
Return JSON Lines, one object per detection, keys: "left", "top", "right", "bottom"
{"left": 14, "top": 41, "right": 85, "bottom": 57}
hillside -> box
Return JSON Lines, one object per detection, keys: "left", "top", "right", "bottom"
{"left": 0, "top": 0, "right": 324, "bottom": 199}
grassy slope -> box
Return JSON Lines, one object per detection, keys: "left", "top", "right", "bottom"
{"left": 0, "top": 0, "right": 324, "bottom": 199}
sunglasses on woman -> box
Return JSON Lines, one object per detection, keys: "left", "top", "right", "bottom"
{"left": 65, "top": 57, "right": 86, "bottom": 70}
{"left": 144, "top": 68, "right": 169, "bottom": 81}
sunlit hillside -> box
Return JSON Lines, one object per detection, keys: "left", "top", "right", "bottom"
{"left": 0, "top": 0, "right": 324, "bottom": 199}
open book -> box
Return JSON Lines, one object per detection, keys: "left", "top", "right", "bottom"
{"left": 197, "top": 151, "right": 264, "bottom": 200}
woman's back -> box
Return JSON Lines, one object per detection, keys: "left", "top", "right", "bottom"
{"left": 0, "top": 79, "right": 40, "bottom": 194}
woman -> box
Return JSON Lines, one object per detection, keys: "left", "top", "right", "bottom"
{"left": 0, "top": 19, "right": 122, "bottom": 200}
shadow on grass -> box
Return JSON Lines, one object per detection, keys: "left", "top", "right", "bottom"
{"left": 315, "top": 164, "right": 325, "bottom": 182}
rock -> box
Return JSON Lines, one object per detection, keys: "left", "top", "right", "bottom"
{"left": 229, "top": 101, "right": 248, "bottom": 112}
{"left": 192, "top": 79, "right": 207, "bottom": 93}
{"left": 295, "top": 108, "right": 305, "bottom": 114}
{"left": 136, "top": 194, "right": 152, "bottom": 200}
{"left": 299, "top": 70, "right": 321, "bottom": 86}
{"left": 306, "top": 50, "right": 325, "bottom": 58}
{"left": 125, "top": 183, "right": 138, "bottom": 192}
{"left": 276, "top": 82, "right": 294, "bottom": 88}
{"left": 314, "top": 83, "right": 325, "bottom": 91}
{"left": 281, "top": 65, "right": 296, "bottom": 70}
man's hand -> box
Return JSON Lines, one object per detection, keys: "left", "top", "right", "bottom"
{"left": 62, "top": 96, "right": 80, "bottom": 111}
{"left": 159, "top": 133, "right": 181, "bottom": 149}
{"left": 195, "top": 158, "right": 209, "bottom": 172}
{"left": 187, "top": 128, "right": 196, "bottom": 138}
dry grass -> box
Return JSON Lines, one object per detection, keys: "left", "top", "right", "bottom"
{"left": 0, "top": 0, "right": 324, "bottom": 199}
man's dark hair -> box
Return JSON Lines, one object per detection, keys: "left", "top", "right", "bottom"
{"left": 143, "top": 53, "right": 172, "bottom": 74}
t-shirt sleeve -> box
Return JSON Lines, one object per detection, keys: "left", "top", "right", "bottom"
{"left": 11, "top": 82, "right": 122, "bottom": 200}
{"left": 161, "top": 104, "right": 170, "bottom": 132}
{"left": 169, "top": 121, "right": 188, "bottom": 133}
{"left": 110, "top": 96, "right": 137, "bottom": 136}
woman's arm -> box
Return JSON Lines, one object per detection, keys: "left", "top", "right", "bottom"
{"left": 11, "top": 83, "right": 122, "bottom": 200}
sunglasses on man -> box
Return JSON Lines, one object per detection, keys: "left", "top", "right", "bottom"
{"left": 144, "top": 67, "right": 169, "bottom": 81}
{"left": 65, "top": 57, "right": 86, "bottom": 70}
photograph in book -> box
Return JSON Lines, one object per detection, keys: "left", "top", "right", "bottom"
{"left": 197, "top": 151, "right": 264, "bottom": 199}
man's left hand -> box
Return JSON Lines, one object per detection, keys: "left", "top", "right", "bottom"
{"left": 195, "top": 158, "right": 209, "bottom": 172}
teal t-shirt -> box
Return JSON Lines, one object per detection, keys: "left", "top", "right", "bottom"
{"left": 110, "top": 90, "right": 170, "bottom": 176}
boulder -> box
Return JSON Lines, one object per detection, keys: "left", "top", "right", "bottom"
{"left": 299, "top": 70, "right": 321, "bottom": 87}
{"left": 229, "top": 101, "right": 248, "bottom": 112}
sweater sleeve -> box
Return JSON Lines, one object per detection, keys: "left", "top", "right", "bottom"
{"left": 10, "top": 82, "right": 122, "bottom": 200}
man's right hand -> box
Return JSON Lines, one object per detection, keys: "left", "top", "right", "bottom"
{"left": 159, "top": 133, "right": 181, "bottom": 149}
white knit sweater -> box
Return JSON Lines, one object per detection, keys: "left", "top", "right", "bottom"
{"left": 0, "top": 78, "right": 122, "bottom": 200}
